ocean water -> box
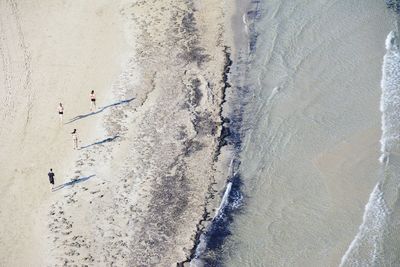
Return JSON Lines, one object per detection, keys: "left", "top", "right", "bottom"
{"left": 340, "top": 30, "right": 400, "bottom": 267}
{"left": 212, "top": 0, "right": 394, "bottom": 266}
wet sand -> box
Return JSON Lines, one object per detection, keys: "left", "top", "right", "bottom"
{"left": 0, "top": 0, "right": 231, "bottom": 266}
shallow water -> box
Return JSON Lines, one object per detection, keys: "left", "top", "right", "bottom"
{"left": 220, "top": 0, "right": 394, "bottom": 266}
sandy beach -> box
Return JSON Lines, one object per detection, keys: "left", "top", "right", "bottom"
{"left": 2, "top": 1, "right": 394, "bottom": 266}
{"left": 0, "top": 0, "right": 232, "bottom": 266}
{"left": 0, "top": 1, "right": 127, "bottom": 265}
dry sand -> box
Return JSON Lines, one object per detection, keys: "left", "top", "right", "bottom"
{"left": 0, "top": 1, "right": 127, "bottom": 265}
{"left": 0, "top": 0, "right": 231, "bottom": 266}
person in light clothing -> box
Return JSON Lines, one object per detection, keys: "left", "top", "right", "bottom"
{"left": 71, "top": 129, "right": 79, "bottom": 149}
{"left": 58, "top": 103, "right": 64, "bottom": 123}
{"left": 90, "top": 90, "right": 96, "bottom": 111}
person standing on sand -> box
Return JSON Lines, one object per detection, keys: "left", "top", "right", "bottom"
{"left": 90, "top": 90, "right": 96, "bottom": 111}
{"left": 71, "top": 129, "right": 79, "bottom": 149}
{"left": 48, "top": 169, "right": 55, "bottom": 190}
{"left": 58, "top": 103, "right": 64, "bottom": 123}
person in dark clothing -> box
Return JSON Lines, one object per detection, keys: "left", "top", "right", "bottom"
{"left": 48, "top": 169, "right": 55, "bottom": 190}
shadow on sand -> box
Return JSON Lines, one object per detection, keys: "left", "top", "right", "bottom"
{"left": 79, "top": 135, "right": 120, "bottom": 150}
{"left": 52, "top": 174, "right": 95, "bottom": 192}
{"left": 65, "top": 97, "right": 135, "bottom": 124}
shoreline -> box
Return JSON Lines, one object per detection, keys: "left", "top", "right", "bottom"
{"left": 185, "top": 0, "right": 262, "bottom": 264}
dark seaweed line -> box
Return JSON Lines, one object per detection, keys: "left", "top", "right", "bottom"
{"left": 176, "top": 47, "right": 234, "bottom": 267}
{"left": 195, "top": 0, "right": 264, "bottom": 264}
{"left": 176, "top": 0, "right": 263, "bottom": 265}
{"left": 177, "top": 47, "right": 243, "bottom": 267}
{"left": 195, "top": 48, "right": 244, "bottom": 267}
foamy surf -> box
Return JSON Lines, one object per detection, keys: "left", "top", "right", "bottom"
{"left": 339, "top": 183, "right": 388, "bottom": 266}
{"left": 190, "top": 158, "right": 243, "bottom": 267}
{"left": 340, "top": 31, "right": 400, "bottom": 266}
{"left": 379, "top": 31, "right": 400, "bottom": 163}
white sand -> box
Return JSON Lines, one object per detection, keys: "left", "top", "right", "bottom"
{"left": 0, "top": 1, "right": 128, "bottom": 265}
{"left": 0, "top": 0, "right": 230, "bottom": 266}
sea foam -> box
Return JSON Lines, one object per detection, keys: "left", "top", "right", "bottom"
{"left": 380, "top": 31, "right": 400, "bottom": 163}
{"left": 340, "top": 31, "right": 400, "bottom": 266}
{"left": 339, "top": 183, "right": 388, "bottom": 266}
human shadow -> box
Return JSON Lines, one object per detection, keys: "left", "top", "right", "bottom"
{"left": 52, "top": 174, "right": 96, "bottom": 192}
{"left": 65, "top": 97, "right": 135, "bottom": 124}
{"left": 79, "top": 135, "right": 120, "bottom": 150}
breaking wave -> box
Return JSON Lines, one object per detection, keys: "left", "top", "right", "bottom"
{"left": 340, "top": 31, "right": 400, "bottom": 267}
